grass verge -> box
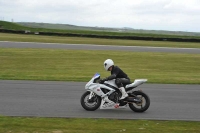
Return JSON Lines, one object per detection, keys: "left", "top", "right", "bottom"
{"left": 0, "top": 116, "right": 199, "bottom": 133}
{"left": 0, "top": 48, "right": 200, "bottom": 84}
{"left": 1, "top": 33, "right": 200, "bottom": 48}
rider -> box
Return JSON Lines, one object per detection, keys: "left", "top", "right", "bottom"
{"left": 101, "top": 59, "right": 131, "bottom": 100}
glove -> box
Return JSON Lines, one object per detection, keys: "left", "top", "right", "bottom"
{"left": 99, "top": 79, "right": 104, "bottom": 84}
{"left": 99, "top": 78, "right": 108, "bottom": 84}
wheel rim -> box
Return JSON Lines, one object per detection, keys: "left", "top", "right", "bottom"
{"left": 84, "top": 94, "right": 99, "bottom": 108}
{"left": 132, "top": 95, "right": 147, "bottom": 109}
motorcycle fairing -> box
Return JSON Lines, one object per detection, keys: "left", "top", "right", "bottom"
{"left": 126, "top": 79, "right": 147, "bottom": 89}
{"left": 100, "top": 99, "right": 128, "bottom": 109}
{"left": 104, "top": 80, "right": 118, "bottom": 88}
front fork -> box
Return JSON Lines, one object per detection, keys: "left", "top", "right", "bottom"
{"left": 87, "top": 91, "right": 96, "bottom": 103}
{"left": 88, "top": 91, "right": 94, "bottom": 100}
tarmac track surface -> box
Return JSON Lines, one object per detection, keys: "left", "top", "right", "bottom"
{"left": 0, "top": 80, "right": 199, "bottom": 121}
{"left": 0, "top": 41, "right": 200, "bottom": 54}
{"left": 0, "top": 41, "right": 200, "bottom": 121}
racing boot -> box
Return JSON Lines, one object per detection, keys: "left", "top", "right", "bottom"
{"left": 119, "top": 87, "right": 128, "bottom": 100}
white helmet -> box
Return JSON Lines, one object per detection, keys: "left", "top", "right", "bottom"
{"left": 104, "top": 59, "right": 114, "bottom": 71}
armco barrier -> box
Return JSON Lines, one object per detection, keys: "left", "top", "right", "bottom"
{"left": 1, "top": 29, "right": 200, "bottom": 42}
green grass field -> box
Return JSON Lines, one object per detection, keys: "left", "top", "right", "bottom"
{"left": 1, "top": 33, "right": 200, "bottom": 48}
{"left": 0, "top": 48, "right": 199, "bottom": 84}
{"left": 0, "top": 116, "right": 199, "bottom": 133}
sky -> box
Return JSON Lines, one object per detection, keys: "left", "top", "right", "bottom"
{"left": 0, "top": 0, "right": 200, "bottom": 32}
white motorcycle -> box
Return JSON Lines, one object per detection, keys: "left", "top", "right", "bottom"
{"left": 80, "top": 73, "right": 150, "bottom": 112}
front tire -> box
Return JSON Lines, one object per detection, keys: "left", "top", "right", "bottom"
{"left": 80, "top": 91, "right": 101, "bottom": 111}
{"left": 129, "top": 91, "right": 150, "bottom": 112}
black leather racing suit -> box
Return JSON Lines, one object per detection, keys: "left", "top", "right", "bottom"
{"left": 106, "top": 66, "right": 131, "bottom": 88}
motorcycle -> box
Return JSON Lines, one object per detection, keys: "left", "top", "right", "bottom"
{"left": 80, "top": 73, "right": 150, "bottom": 112}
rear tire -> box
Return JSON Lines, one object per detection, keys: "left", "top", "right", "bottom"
{"left": 129, "top": 91, "right": 150, "bottom": 112}
{"left": 80, "top": 91, "right": 101, "bottom": 111}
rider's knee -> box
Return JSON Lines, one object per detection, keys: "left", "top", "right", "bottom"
{"left": 115, "top": 78, "right": 123, "bottom": 87}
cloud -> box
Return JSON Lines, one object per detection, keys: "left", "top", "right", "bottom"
{"left": 0, "top": 0, "right": 200, "bottom": 32}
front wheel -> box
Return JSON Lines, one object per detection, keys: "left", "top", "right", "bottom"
{"left": 129, "top": 91, "right": 150, "bottom": 112}
{"left": 80, "top": 91, "right": 101, "bottom": 111}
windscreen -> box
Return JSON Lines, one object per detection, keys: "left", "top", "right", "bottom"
{"left": 93, "top": 73, "right": 100, "bottom": 78}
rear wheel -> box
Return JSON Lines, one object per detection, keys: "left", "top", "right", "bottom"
{"left": 80, "top": 91, "right": 101, "bottom": 111}
{"left": 129, "top": 91, "right": 150, "bottom": 112}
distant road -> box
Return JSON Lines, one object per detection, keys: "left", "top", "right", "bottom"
{"left": 0, "top": 41, "right": 200, "bottom": 54}
{"left": 0, "top": 80, "right": 200, "bottom": 121}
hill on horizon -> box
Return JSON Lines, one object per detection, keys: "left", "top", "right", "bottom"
{"left": 17, "top": 22, "right": 200, "bottom": 37}
{"left": 1, "top": 20, "right": 200, "bottom": 39}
